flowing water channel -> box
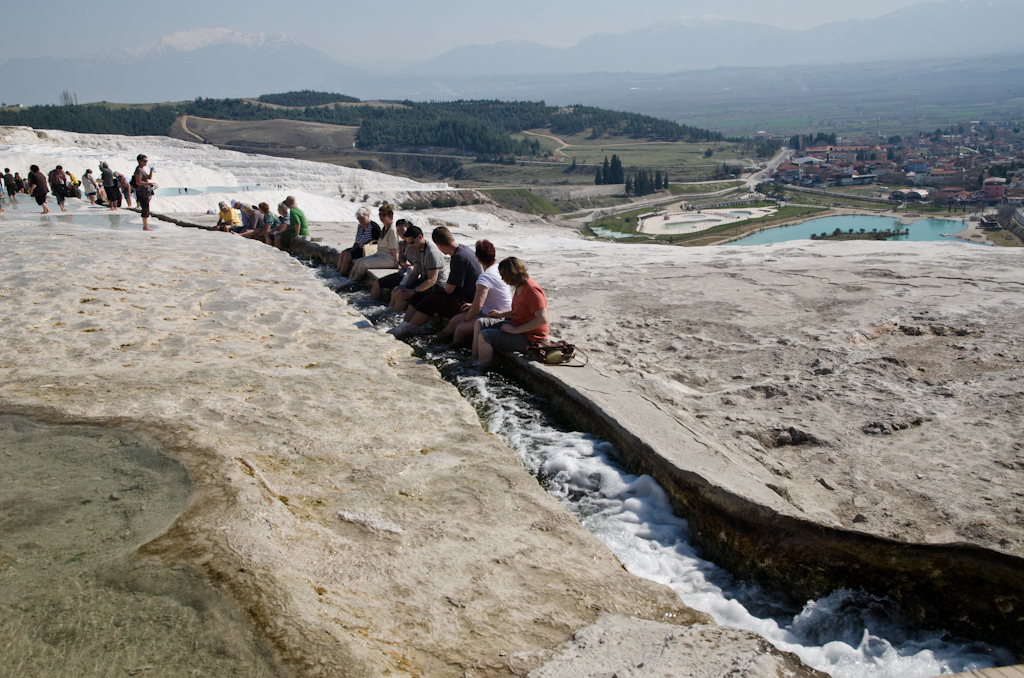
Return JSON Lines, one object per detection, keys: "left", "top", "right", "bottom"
{"left": 309, "top": 263, "right": 1014, "bottom": 678}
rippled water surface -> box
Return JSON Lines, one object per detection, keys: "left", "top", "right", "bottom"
{"left": 0, "top": 416, "right": 280, "bottom": 678}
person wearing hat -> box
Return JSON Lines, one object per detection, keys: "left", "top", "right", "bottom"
{"left": 215, "top": 201, "right": 242, "bottom": 231}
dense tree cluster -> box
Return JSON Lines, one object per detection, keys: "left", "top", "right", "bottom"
{"left": 594, "top": 155, "right": 624, "bottom": 184}
{"left": 788, "top": 132, "right": 838, "bottom": 149}
{"left": 625, "top": 169, "right": 667, "bottom": 196}
{"left": 358, "top": 115, "right": 540, "bottom": 156}
{"left": 0, "top": 104, "right": 176, "bottom": 136}
{"left": 754, "top": 138, "right": 784, "bottom": 158}
{"left": 256, "top": 91, "right": 360, "bottom": 107}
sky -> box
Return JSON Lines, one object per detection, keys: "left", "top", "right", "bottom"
{"left": 6, "top": 0, "right": 931, "bottom": 63}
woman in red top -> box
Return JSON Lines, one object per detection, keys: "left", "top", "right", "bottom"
{"left": 473, "top": 257, "right": 548, "bottom": 365}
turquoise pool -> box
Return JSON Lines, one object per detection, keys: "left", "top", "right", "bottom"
{"left": 730, "top": 215, "right": 980, "bottom": 246}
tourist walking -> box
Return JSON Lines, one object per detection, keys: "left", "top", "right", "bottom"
{"left": 132, "top": 154, "right": 155, "bottom": 231}
{"left": 3, "top": 168, "right": 15, "bottom": 199}
{"left": 28, "top": 164, "right": 50, "bottom": 214}
{"left": 14, "top": 172, "right": 26, "bottom": 194}
{"left": 48, "top": 165, "right": 68, "bottom": 211}
{"left": 100, "top": 162, "right": 117, "bottom": 211}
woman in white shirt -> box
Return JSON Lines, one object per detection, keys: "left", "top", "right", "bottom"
{"left": 435, "top": 239, "right": 512, "bottom": 346}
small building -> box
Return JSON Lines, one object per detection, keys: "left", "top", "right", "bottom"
{"left": 984, "top": 177, "right": 1007, "bottom": 200}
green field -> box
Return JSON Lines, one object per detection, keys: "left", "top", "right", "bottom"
{"left": 482, "top": 189, "right": 561, "bottom": 215}
{"left": 668, "top": 181, "right": 745, "bottom": 195}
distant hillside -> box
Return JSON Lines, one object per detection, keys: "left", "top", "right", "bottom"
{"left": 405, "top": 0, "right": 1024, "bottom": 76}
{"left": 176, "top": 96, "right": 724, "bottom": 155}
{"left": 0, "top": 93, "right": 724, "bottom": 158}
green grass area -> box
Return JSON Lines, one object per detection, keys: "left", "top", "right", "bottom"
{"left": 556, "top": 140, "right": 743, "bottom": 169}
{"left": 781, "top": 190, "right": 896, "bottom": 210}
{"left": 667, "top": 181, "right": 744, "bottom": 195}
{"left": 585, "top": 208, "right": 650, "bottom": 236}
{"left": 482, "top": 189, "right": 562, "bottom": 215}
{"left": 988, "top": 229, "right": 1024, "bottom": 247}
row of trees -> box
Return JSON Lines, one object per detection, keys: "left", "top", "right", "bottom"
{"left": 788, "top": 132, "right": 839, "bottom": 149}
{"left": 625, "top": 169, "right": 669, "bottom": 196}
{"left": 593, "top": 155, "right": 624, "bottom": 184}
{"left": 256, "top": 90, "right": 360, "bottom": 107}
{"left": 0, "top": 104, "right": 177, "bottom": 136}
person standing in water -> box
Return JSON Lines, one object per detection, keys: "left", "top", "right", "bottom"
{"left": 3, "top": 168, "right": 15, "bottom": 200}
{"left": 28, "top": 165, "right": 50, "bottom": 214}
{"left": 133, "top": 154, "right": 155, "bottom": 231}
{"left": 100, "top": 162, "right": 117, "bottom": 211}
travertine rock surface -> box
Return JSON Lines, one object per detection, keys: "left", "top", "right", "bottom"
{"left": 0, "top": 216, "right": 726, "bottom": 677}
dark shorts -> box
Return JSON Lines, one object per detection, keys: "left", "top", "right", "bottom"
{"left": 136, "top": 190, "right": 151, "bottom": 218}
{"left": 34, "top": 192, "right": 47, "bottom": 206}
{"left": 52, "top": 185, "right": 65, "bottom": 204}
{"left": 376, "top": 271, "right": 404, "bottom": 289}
{"left": 413, "top": 291, "right": 466, "bottom": 319}
{"left": 6, "top": 186, "right": 15, "bottom": 197}
{"left": 407, "top": 283, "right": 447, "bottom": 310}
{"left": 346, "top": 244, "right": 369, "bottom": 260}
{"left": 477, "top": 318, "right": 532, "bottom": 354}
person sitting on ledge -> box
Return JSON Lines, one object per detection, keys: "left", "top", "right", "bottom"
{"left": 387, "top": 224, "right": 447, "bottom": 333}
{"left": 347, "top": 204, "right": 399, "bottom": 284}
{"left": 237, "top": 203, "right": 268, "bottom": 240}
{"left": 472, "top": 257, "right": 548, "bottom": 365}
{"left": 337, "top": 206, "right": 380, "bottom": 276}
{"left": 435, "top": 239, "right": 512, "bottom": 346}
{"left": 215, "top": 201, "right": 242, "bottom": 232}
{"left": 399, "top": 226, "right": 481, "bottom": 333}
{"left": 276, "top": 195, "right": 308, "bottom": 251}
{"left": 372, "top": 219, "right": 416, "bottom": 303}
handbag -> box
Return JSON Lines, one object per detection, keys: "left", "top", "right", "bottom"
{"left": 525, "top": 340, "right": 586, "bottom": 366}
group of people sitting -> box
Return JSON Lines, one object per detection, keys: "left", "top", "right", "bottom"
{"left": 337, "top": 204, "right": 549, "bottom": 365}
{"left": 214, "top": 195, "right": 308, "bottom": 251}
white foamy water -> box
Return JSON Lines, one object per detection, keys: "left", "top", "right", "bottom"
{"left": 433, "top": 364, "right": 1013, "bottom": 678}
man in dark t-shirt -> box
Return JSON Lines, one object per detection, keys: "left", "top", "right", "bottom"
{"left": 3, "top": 169, "right": 15, "bottom": 199}
{"left": 404, "top": 226, "right": 482, "bottom": 329}
{"left": 100, "top": 162, "right": 117, "bottom": 211}
{"left": 133, "top": 154, "right": 155, "bottom": 231}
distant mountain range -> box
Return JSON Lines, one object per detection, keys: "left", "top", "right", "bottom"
{"left": 402, "top": 0, "right": 1024, "bottom": 75}
{"left": 0, "top": 28, "right": 366, "bottom": 106}
{"left": 1, "top": 0, "right": 1023, "bottom": 108}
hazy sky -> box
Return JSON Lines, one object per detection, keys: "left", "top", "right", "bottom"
{"left": 8, "top": 0, "right": 931, "bottom": 63}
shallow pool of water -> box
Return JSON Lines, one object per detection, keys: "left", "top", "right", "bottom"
{"left": 731, "top": 215, "right": 981, "bottom": 246}
{"left": 0, "top": 416, "right": 280, "bottom": 678}
{"left": 153, "top": 185, "right": 262, "bottom": 196}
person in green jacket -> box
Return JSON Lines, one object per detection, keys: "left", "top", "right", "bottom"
{"left": 277, "top": 195, "right": 308, "bottom": 251}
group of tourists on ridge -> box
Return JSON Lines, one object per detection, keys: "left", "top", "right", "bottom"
{"left": 3, "top": 156, "right": 155, "bottom": 229}
{"left": 333, "top": 203, "right": 549, "bottom": 365}
{"left": 214, "top": 195, "right": 308, "bottom": 251}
